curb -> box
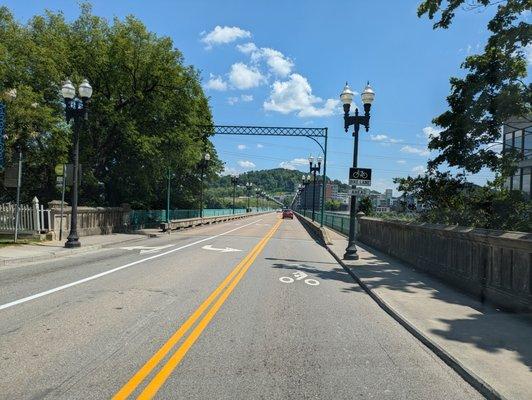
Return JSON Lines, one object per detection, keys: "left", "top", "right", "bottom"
{"left": 295, "top": 212, "right": 504, "bottom": 400}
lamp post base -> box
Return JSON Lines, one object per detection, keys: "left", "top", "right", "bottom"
{"left": 65, "top": 237, "right": 81, "bottom": 248}
{"left": 343, "top": 242, "right": 359, "bottom": 260}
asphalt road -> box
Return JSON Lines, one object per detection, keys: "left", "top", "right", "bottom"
{"left": 0, "top": 213, "right": 482, "bottom": 399}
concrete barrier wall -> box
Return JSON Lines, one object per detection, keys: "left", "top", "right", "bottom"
{"left": 357, "top": 217, "right": 532, "bottom": 313}
{"left": 48, "top": 201, "right": 131, "bottom": 238}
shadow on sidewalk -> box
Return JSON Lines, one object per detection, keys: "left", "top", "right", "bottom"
{"left": 349, "top": 242, "right": 532, "bottom": 374}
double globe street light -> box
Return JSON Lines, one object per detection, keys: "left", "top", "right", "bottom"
{"left": 340, "top": 82, "right": 375, "bottom": 260}
{"left": 230, "top": 175, "right": 239, "bottom": 214}
{"left": 61, "top": 79, "right": 93, "bottom": 248}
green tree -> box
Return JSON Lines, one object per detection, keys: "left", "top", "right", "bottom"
{"left": 357, "top": 196, "right": 374, "bottom": 215}
{"left": 417, "top": 0, "right": 530, "bottom": 175}
{"left": 0, "top": 4, "right": 218, "bottom": 209}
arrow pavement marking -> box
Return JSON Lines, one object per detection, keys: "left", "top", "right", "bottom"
{"left": 202, "top": 244, "right": 242, "bottom": 253}
{"left": 121, "top": 244, "right": 175, "bottom": 254}
{"left": 0, "top": 218, "right": 262, "bottom": 311}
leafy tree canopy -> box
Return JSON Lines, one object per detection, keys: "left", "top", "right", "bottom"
{"left": 0, "top": 3, "right": 218, "bottom": 209}
{"left": 418, "top": 0, "right": 531, "bottom": 174}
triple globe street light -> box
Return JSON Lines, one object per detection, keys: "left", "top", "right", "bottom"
{"left": 340, "top": 81, "right": 375, "bottom": 260}
{"left": 61, "top": 78, "right": 93, "bottom": 248}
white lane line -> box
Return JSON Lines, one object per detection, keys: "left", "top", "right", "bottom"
{"left": 0, "top": 218, "right": 263, "bottom": 311}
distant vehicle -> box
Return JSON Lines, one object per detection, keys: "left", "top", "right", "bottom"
{"left": 282, "top": 209, "right": 293, "bottom": 219}
{"left": 276, "top": 208, "right": 282, "bottom": 213}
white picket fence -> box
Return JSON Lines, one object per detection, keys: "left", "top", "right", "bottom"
{"left": 0, "top": 197, "right": 50, "bottom": 234}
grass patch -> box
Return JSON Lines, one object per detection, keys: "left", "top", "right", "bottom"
{"left": 0, "top": 238, "right": 39, "bottom": 247}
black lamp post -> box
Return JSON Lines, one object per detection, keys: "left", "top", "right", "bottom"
{"left": 231, "top": 175, "right": 239, "bottom": 214}
{"left": 61, "top": 79, "right": 93, "bottom": 248}
{"left": 308, "top": 155, "right": 322, "bottom": 222}
{"left": 246, "top": 182, "right": 253, "bottom": 212}
{"left": 340, "top": 82, "right": 375, "bottom": 260}
{"left": 301, "top": 175, "right": 311, "bottom": 213}
{"left": 199, "top": 152, "right": 210, "bottom": 218}
{"left": 255, "top": 188, "right": 260, "bottom": 211}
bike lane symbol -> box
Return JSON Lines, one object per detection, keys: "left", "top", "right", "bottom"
{"left": 279, "top": 269, "right": 319, "bottom": 286}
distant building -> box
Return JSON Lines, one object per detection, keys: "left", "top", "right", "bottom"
{"left": 503, "top": 116, "right": 531, "bottom": 198}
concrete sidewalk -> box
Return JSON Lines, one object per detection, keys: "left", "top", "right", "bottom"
{"left": 0, "top": 230, "right": 162, "bottom": 266}
{"left": 324, "top": 227, "right": 532, "bottom": 400}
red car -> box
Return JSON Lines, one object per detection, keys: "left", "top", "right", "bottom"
{"left": 282, "top": 209, "right": 294, "bottom": 219}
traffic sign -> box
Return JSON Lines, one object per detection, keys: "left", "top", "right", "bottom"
{"left": 3, "top": 165, "right": 18, "bottom": 188}
{"left": 349, "top": 187, "right": 366, "bottom": 196}
{"left": 55, "top": 164, "right": 65, "bottom": 176}
{"left": 348, "top": 167, "right": 372, "bottom": 186}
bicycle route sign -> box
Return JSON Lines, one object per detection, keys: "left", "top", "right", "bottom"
{"left": 349, "top": 167, "right": 372, "bottom": 186}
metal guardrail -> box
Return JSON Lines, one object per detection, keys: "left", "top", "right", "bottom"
{"left": 130, "top": 208, "right": 270, "bottom": 229}
{"left": 298, "top": 209, "right": 350, "bottom": 235}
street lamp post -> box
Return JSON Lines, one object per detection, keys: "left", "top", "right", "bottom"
{"left": 301, "top": 175, "right": 311, "bottom": 214}
{"left": 199, "top": 152, "right": 210, "bottom": 218}
{"left": 255, "top": 188, "right": 260, "bottom": 211}
{"left": 340, "top": 82, "right": 375, "bottom": 260}
{"left": 61, "top": 79, "right": 93, "bottom": 248}
{"left": 308, "top": 155, "right": 322, "bottom": 222}
{"left": 231, "top": 175, "right": 239, "bottom": 214}
{"left": 246, "top": 182, "right": 253, "bottom": 212}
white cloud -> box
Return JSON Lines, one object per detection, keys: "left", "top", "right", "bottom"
{"left": 236, "top": 42, "right": 258, "bottom": 54}
{"left": 222, "top": 166, "right": 239, "bottom": 176}
{"left": 229, "top": 62, "right": 266, "bottom": 90}
{"left": 397, "top": 159, "right": 406, "bottom": 164}
{"left": 201, "top": 26, "right": 251, "bottom": 48}
{"left": 412, "top": 165, "right": 427, "bottom": 175}
{"left": 237, "top": 43, "right": 294, "bottom": 77}
{"left": 400, "top": 145, "right": 430, "bottom": 156}
{"left": 205, "top": 74, "right": 227, "bottom": 91}
{"left": 422, "top": 126, "right": 442, "bottom": 140}
{"left": 238, "top": 160, "right": 255, "bottom": 169}
{"left": 524, "top": 43, "right": 532, "bottom": 64}
{"left": 256, "top": 143, "right": 264, "bottom": 148}
{"left": 263, "top": 73, "right": 339, "bottom": 118}
{"left": 256, "top": 48, "right": 294, "bottom": 77}
{"left": 370, "top": 134, "right": 401, "bottom": 144}
{"left": 227, "top": 96, "right": 239, "bottom": 105}
{"left": 240, "top": 94, "right": 253, "bottom": 102}
{"left": 279, "top": 158, "right": 308, "bottom": 170}
{"left": 237, "top": 144, "right": 247, "bottom": 150}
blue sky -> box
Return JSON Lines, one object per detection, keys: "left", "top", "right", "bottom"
{"left": 3, "top": 0, "right": 500, "bottom": 194}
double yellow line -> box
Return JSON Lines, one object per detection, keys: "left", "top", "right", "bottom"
{"left": 113, "top": 218, "right": 282, "bottom": 400}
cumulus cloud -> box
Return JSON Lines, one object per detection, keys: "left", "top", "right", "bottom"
{"left": 422, "top": 126, "right": 442, "bottom": 140}
{"left": 370, "top": 134, "right": 401, "bottom": 144}
{"left": 279, "top": 158, "right": 308, "bottom": 170}
{"left": 237, "top": 144, "right": 247, "bottom": 150}
{"left": 264, "top": 74, "right": 339, "bottom": 118}
{"left": 240, "top": 94, "right": 253, "bottom": 102}
{"left": 227, "top": 96, "right": 239, "bottom": 105}
{"left": 397, "top": 159, "right": 406, "bottom": 164}
{"left": 412, "top": 165, "right": 427, "bottom": 175}
{"left": 236, "top": 42, "right": 258, "bottom": 54}
{"left": 256, "top": 143, "right": 264, "bottom": 148}
{"left": 237, "top": 43, "right": 294, "bottom": 77}
{"left": 222, "top": 166, "right": 239, "bottom": 176}
{"left": 229, "top": 62, "right": 266, "bottom": 90}
{"left": 400, "top": 145, "right": 430, "bottom": 157}
{"left": 238, "top": 160, "right": 256, "bottom": 169}
{"left": 205, "top": 74, "right": 227, "bottom": 91}
{"left": 201, "top": 26, "right": 251, "bottom": 48}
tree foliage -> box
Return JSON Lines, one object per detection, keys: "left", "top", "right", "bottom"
{"left": 393, "top": 1, "right": 532, "bottom": 231}
{"left": 418, "top": 0, "right": 531, "bottom": 174}
{"left": 395, "top": 172, "right": 531, "bottom": 230}
{"left": 0, "top": 4, "right": 218, "bottom": 209}
{"left": 357, "top": 196, "right": 374, "bottom": 215}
